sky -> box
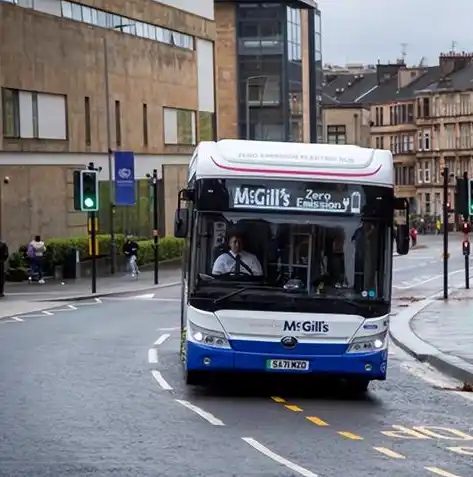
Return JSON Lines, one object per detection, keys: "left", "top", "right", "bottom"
{"left": 319, "top": 0, "right": 473, "bottom": 67}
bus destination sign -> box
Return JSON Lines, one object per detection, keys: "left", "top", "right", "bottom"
{"left": 230, "top": 185, "right": 362, "bottom": 214}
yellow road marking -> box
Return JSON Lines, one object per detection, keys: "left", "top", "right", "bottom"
{"left": 373, "top": 447, "right": 405, "bottom": 459}
{"left": 271, "top": 396, "right": 286, "bottom": 403}
{"left": 337, "top": 431, "right": 363, "bottom": 440}
{"left": 306, "top": 416, "right": 329, "bottom": 426}
{"left": 425, "top": 467, "right": 462, "bottom": 477}
{"left": 285, "top": 405, "right": 303, "bottom": 412}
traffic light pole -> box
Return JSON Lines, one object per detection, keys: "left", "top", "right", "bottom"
{"left": 152, "top": 169, "right": 159, "bottom": 285}
{"left": 88, "top": 162, "right": 98, "bottom": 294}
{"left": 463, "top": 171, "right": 470, "bottom": 290}
{"left": 90, "top": 210, "right": 97, "bottom": 294}
{"left": 442, "top": 167, "right": 449, "bottom": 299}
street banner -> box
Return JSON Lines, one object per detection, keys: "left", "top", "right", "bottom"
{"left": 114, "top": 151, "right": 136, "bottom": 205}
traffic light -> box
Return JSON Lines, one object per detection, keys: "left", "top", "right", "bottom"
{"left": 463, "top": 240, "right": 470, "bottom": 256}
{"left": 80, "top": 170, "right": 99, "bottom": 212}
{"left": 469, "top": 179, "right": 473, "bottom": 215}
{"left": 462, "top": 222, "right": 471, "bottom": 234}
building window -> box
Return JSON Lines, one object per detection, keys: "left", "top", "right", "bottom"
{"left": 445, "top": 124, "right": 455, "bottom": 149}
{"left": 460, "top": 94, "right": 470, "bottom": 116}
{"left": 287, "top": 7, "right": 301, "bottom": 61}
{"left": 2, "top": 88, "right": 19, "bottom": 138}
{"left": 115, "top": 100, "right": 121, "bottom": 147}
{"left": 143, "top": 103, "right": 148, "bottom": 147}
{"left": 407, "top": 104, "right": 414, "bottom": 122}
{"left": 460, "top": 123, "right": 471, "bottom": 149}
{"left": 327, "top": 125, "right": 346, "bottom": 144}
{"left": 84, "top": 96, "right": 91, "bottom": 146}
{"left": 198, "top": 111, "right": 214, "bottom": 142}
{"left": 163, "top": 108, "right": 196, "bottom": 145}
{"left": 418, "top": 129, "right": 431, "bottom": 150}
{"left": 58, "top": 1, "right": 193, "bottom": 50}
{"left": 424, "top": 160, "right": 431, "bottom": 183}
{"left": 2, "top": 88, "right": 66, "bottom": 140}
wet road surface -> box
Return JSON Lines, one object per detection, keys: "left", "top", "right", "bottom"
{"left": 1, "top": 242, "right": 472, "bottom": 477}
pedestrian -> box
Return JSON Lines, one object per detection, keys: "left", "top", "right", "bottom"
{"left": 0, "top": 238, "right": 8, "bottom": 297}
{"left": 27, "top": 235, "right": 46, "bottom": 284}
{"left": 409, "top": 226, "right": 417, "bottom": 248}
{"left": 123, "top": 235, "right": 140, "bottom": 278}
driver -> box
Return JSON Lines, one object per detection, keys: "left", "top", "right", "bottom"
{"left": 212, "top": 231, "right": 263, "bottom": 276}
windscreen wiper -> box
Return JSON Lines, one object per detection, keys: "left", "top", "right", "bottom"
{"left": 213, "top": 285, "right": 280, "bottom": 305}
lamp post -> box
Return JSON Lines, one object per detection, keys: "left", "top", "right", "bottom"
{"left": 103, "top": 35, "right": 116, "bottom": 274}
{"left": 103, "top": 23, "right": 134, "bottom": 274}
{"left": 245, "top": 75, "right": 267, "bottom": 140}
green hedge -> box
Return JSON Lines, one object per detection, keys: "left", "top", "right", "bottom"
{"left": 8, "top": 233, "right": 185, "bottom": 273}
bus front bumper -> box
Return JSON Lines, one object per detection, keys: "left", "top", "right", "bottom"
{"left": 186, "top": 341, "right": 388, "bottom": 380}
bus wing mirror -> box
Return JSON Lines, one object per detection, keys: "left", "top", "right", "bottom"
{"left": 396, "top": 224, "right": 410, "bottom": 255}
{"left": 174, "top": 208, "right": 189, "bottom": 238}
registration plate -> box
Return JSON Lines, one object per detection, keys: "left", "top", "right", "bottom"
{"left": 266, "top": 359, "right": 309, "bottom": 371}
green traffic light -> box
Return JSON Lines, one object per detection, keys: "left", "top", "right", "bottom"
{"left": 84, "top": 198, "right": 95, "bottom": 208}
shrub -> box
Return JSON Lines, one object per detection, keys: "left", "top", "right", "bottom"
{"left": 135, "top": 237, "right": 185, "bottom": 266}
{"left": 8, "top": 234, "right": 185, "bottom": 273}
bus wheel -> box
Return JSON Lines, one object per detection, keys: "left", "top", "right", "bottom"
{"left": 185, "top": 371, "right": 202, "bottom": 386}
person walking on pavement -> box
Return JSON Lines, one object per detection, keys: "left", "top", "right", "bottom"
{"left": 123, "top": 235, "right": 140, "bottom": 278}
{"left": 0, "top": 239, "right": 8, "bottom": 297}
{"left": 27, "top": 235, "right": 46, "bottom": 284}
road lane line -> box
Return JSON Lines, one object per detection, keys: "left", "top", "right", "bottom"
{"left": 374, "top": 447, "right": 405, "bottom": 459}
{"left": 306, "top": 416, "right": 329, "bottom": 426}
{"left": 271, "top": 396, "right": 286, "bottom": 403}
{"left": 11, "top": 317, "right": 24, "bottom": 322}
{"left": 337, "top": 431, "right": 363, "bottom": 440}
{"left": 285, "top": 404, "right": 303, "bottom": 412}
{"left": 94, "top": 298, "right": 102, "bottom": 303}
{"left": 67, "top": 304, "right": 77, "bottom": 310}
{"left": 151, "top": 370, "right": 173, "bottom": 390}
{"left": 394, "top": 266, "right": 473, "bottom": 290}
{"left": 42, "top": 310, "right": 54, "bottom": 315}
{"left": 154, "top": 334, "right": 170, "bottom": 345}
{"left": 148, "top": 348, "right": 158, "bottom": 364}
{"left": 425, "top": 467, "right": 462, "bottom": 477}
{"left": 242, "top": 437, "right": 318, "bottom": 477}
{"left": 175, "top": 399, "right": 225, "bottom": 426}
{"left": 157, "top": 327, "right": 179, "bottom": 331}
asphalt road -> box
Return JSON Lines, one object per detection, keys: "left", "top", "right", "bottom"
{"left": 1, "top": 238, "right": 473, "bottom": 477}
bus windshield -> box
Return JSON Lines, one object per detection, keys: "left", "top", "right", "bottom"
{"left": 190, "top": 211, "right": 392, "bottom": 303}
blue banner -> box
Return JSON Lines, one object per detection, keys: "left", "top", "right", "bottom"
{"left": 114, "top": 151, "right": 136, "bottom": 206}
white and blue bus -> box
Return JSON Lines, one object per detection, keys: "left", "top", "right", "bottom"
{"left": 174, "top": 140, "right": 410, "bottom": 392}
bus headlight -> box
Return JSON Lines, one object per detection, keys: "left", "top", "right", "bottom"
{"left": 188, "top": 322, "right": 231, "bottom": 349}
{"left": 346, "top": 332, "right": 387, "bottom": 354}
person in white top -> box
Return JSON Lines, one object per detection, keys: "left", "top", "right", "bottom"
{"left": 212, "top": 232, "right": 263, "bottom": 277}
{"left": 28, "top": 235, "right": 46, "bottom": 284}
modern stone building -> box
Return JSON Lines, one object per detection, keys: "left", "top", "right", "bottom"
{"left": 0, "top": 0, "right": 216, "bottom": 247}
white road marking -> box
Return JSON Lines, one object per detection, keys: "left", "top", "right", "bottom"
{"left": 242, "top": 437, "right": 318, "bottom": 477}
{"left": 148, "top": 348, "right": 158, "bottom": 364}
{"left": 67, "top": 304, "right": 77, "bottom": 310}
{"left": 11, "top": 317, "right": 24, "bottom": 322}
{"left": 157, "top": 327, "right": 180, "bottom": 332}
{"left": 136, "top": 293, "right": 156, "bottom": 299}
{"left": 393, "top": 266, "right": 473, "bottom": 289}
{"left": 154, "top": 334, "right": 170, "bottom": 345}
{"left": 175, "top": 399, "right": 225, "bottom": 426}
{"left": 95, "top": 298, "right": 102, "bottom": 303}
{"left": 42, "top": 310, "right": 54, "bottom": 315}
{"left": 151, "top": 370, "right": 173, "bottom": 390}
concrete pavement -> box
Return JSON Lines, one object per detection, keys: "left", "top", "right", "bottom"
{"left": 3, "top": 265, "right": 181, "bottom": 301}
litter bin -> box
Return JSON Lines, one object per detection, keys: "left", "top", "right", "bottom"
{"left": 62, "top": 248, "right": 80, "bottom": 279}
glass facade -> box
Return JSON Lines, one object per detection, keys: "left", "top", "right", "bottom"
{"left": 236, "top": 2, "right": 321, "bottom": 143}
